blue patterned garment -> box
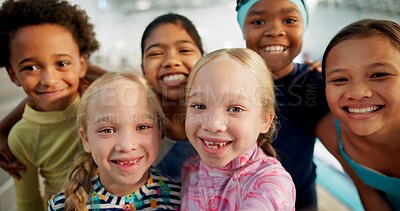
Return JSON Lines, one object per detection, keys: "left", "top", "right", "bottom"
{"left": 48, "top": 167, "right": 181, "bottom": 210}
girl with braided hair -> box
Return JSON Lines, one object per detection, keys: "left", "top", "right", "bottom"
{"left": 49, "top": 72, "right": 181, "bottom": 210}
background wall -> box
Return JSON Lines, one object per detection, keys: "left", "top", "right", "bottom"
{"left": 68, "top": 0, "right": 400, "bottom": 73}
{"left": 0, "top": 0, "right": 399, "bottom": 210}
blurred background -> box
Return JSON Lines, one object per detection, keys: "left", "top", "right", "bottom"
{"left": 0, "top": 0, "right": 399, "bottom": 210}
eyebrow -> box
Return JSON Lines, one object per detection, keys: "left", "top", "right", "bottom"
{"left": 187, "top": 91, "right": 200, "bottom": 99}
{"left": 144, "top": 40, "right": 196, "bottom": 53}
{"left": 93, "top": 113, "right": 154, "bottom": 125}
{"left": 17, "top": 53, "right": 73, "bottom": 66}
{"left": 326, "top": 62, "right": 398, "bottom": 77}
{"left": 368, "top": 62, "right": 395, "bottom": 69}
{"left": 325, "top": 68, "right": 344, "bottom": 77}
{"left": 187, "top": 91, "right": 250, "bottom": 102}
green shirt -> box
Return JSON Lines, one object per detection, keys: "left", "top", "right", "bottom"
{"left": 9, "top": 97, "right": 80, "bottom": 211}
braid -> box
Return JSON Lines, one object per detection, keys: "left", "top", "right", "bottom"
{"left": 258, "top": 133, "right": 277, "bottom": 158}
{"left": 63, "top": 152, "right": 97, "bottom": 211}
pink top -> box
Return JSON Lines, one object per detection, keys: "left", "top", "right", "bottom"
{"left": 181, "top": 144, "right": 295, "bottom": 211}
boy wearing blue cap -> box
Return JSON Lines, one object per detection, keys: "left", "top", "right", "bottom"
{"left": 236, "top": 0, "right": 329, "bottom": 210}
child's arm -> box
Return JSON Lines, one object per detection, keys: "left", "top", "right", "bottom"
{"left": 0, "top": 98, "right": 27, "bottom": 179}
{"left": 11, "top": 160, "right": 44, "bottom": 210}
{"left": 316, "top": 114, "right": 392, "bottom": 211}
{"left": 79, "top": 64, "right": 107, "bottom": 94}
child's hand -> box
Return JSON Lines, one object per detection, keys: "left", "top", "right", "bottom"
{"left": 0, "top": 135, "right": 25, "bottom": 180}
{"left": 304, "top": 60, "right": 322, "bottom": 73}
{"left": 78, "top": 65, "right": 107, "bottom": 95}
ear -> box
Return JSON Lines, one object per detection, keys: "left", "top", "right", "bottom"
{"left": 5, "top": 66, "right": 22, "bottom": 87}
{"left": 78, "top": 56, "right": 88, "bottom": 79}
{"left": 260, "top": 113, "right": 274, "bottom": 134}
{"left": 80, "top": 127, "right": 91, "bottom": 153}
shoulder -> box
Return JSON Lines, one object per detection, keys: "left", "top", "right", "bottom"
{"left": 150, "top": 167, "right": 181, "bottom": 188}
{"left": 240, "top": 158, "right": 296, "bottom": 210}
{"left": 252, "top": 157, "right": 295, "bottom": 188}
{"left": 236, "top": 156, "right": 295, "bottom": 194}
{"left": 182, "top": 155, "right": 201, "bottom": 170}
{"left": 48, "top": 192, "right": 66, "bottom": 211}
{"left": 181, "top": 155, "right": 201, "bottom": 184}
{"left": 316, "top": 113, "right": 340, "bottom": 156}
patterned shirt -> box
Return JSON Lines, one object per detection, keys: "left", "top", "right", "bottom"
{"left": 48, "top": 167, "right": 181, "bottom": 210}
{"left": 181, "top": 144, "right": 296, "bottom": 211}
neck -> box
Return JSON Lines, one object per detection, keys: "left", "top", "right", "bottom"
{"left": 342, "top": 124, "right": 400, "bottom": 153}
{"left": 99, "top": 169, "right": 149, "bottom": 197}
{"left": 273, "top": 62, "right": 295, "bottom": 79}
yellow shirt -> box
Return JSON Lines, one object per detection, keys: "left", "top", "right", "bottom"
{"left": 8, "top": 97, "right": 80, "bottom": 211}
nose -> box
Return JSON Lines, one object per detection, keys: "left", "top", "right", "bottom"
{"left": 40, "top": 68, "right": 60, "bottom": 86}
{"left": 344, "top": 81, "right": 373, "bottom": 100}
{"left": 162, "top": 51, "right": 182, "bottom": 69}
{"left": 114, "top": 130, "right": 137, "bottom": 152}
{"left": 263, "top": 21, "right": 285, "bottom": 37}
{"left": 201, "top": 110, "right": 228, "bottom": 133}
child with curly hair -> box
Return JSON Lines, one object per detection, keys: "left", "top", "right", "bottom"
{"left": 0, "top": 0, "right": 99, "bottom": 210}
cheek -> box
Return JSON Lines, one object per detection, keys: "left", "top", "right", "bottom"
{"left": 143, "top": 59, "right": 159, "bottom": 75}
{"left": 184, "top": 56, "right": 201, "bottom": 71}
{"left": 325, "top": 88, "right": 341, "bottom": 110}
{"left": 143, "top": 138, "right": 160, "bottom": 154}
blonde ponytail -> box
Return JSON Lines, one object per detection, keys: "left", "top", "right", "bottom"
{"left": 63, "top": 152, "right": 97, "bottom": 211}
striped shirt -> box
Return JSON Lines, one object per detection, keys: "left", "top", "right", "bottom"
{"left": 48, "top": 167, "right": 181, "bottom": 210}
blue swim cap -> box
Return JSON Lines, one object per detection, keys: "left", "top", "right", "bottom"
{"left": 236, "top": 0, "right": 308, "bottom": 33}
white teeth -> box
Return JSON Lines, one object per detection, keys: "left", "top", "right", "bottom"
{"left": 348, "top": 106, "right": 379, "bottom": 114}
{"left": 162, "top": 74, "right": 186, "bottom": 83}
{"left": 262, "top": 46, "right": 287, "bottom": 54}
{"left": 203, "top": 140, "right": 229, "bottom": 149}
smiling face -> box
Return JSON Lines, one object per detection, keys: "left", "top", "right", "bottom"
{"left": 142, "top": 23, "right": 202, "bottom": 102}
{"left": 325, "top": 35, "right": 400, "bottom": 136}
{"left": 243, "top": 0, "right": 304, "bottom": 78}
{"left": 81, "top": 80, "right": 161, "bottom": 196}
{"left": 7, "top": 24, "right": 87, "bottom": 111}
{"left": 185, "top": 58, "right": 272, "bottom": 168}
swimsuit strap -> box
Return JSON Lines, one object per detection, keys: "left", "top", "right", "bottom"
{"left": 336, "top": 119, "right": 400, "bottom": 196}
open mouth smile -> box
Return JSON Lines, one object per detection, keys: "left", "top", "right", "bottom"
{"left": 261, "top": 45, "right": 288, "bottom": 54}
{"left": 344, "top": 105, "right": 383, "bottom": 114}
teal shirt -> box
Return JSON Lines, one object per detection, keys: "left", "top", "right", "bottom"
{"left": 336, "top": 119, "right": 400, "bottom": 210}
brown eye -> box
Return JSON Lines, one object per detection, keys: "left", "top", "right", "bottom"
{"left": 137, "top": 125, "right": 150, "bottom": 131}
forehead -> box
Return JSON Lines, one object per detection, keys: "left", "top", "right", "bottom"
{"left": 325, "top": 36, "right": 400, "bottom": 74}
{"left": 328, "top": 36, "right": 400, "bottom": 62}
{"left": 249, "top": 0, "right": 302, "bottom": 16}
{"left": 91, "top": 80, "right": 150, "bottom": 107}
{"left": 13, "top": 24, "right": 74, "bottom": 44}
{"left": 191, "top": 58, "right": 258, "bottom": 92}
{"left": 144, "top": 23, "right": 194, "bottom": 47}
{"left": 10, "top": 24, "right": 78, "bottom": 57}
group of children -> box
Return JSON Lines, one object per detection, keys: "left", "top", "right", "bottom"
{"left": 0, "top": 0, "right": 399, "bottom": 210}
